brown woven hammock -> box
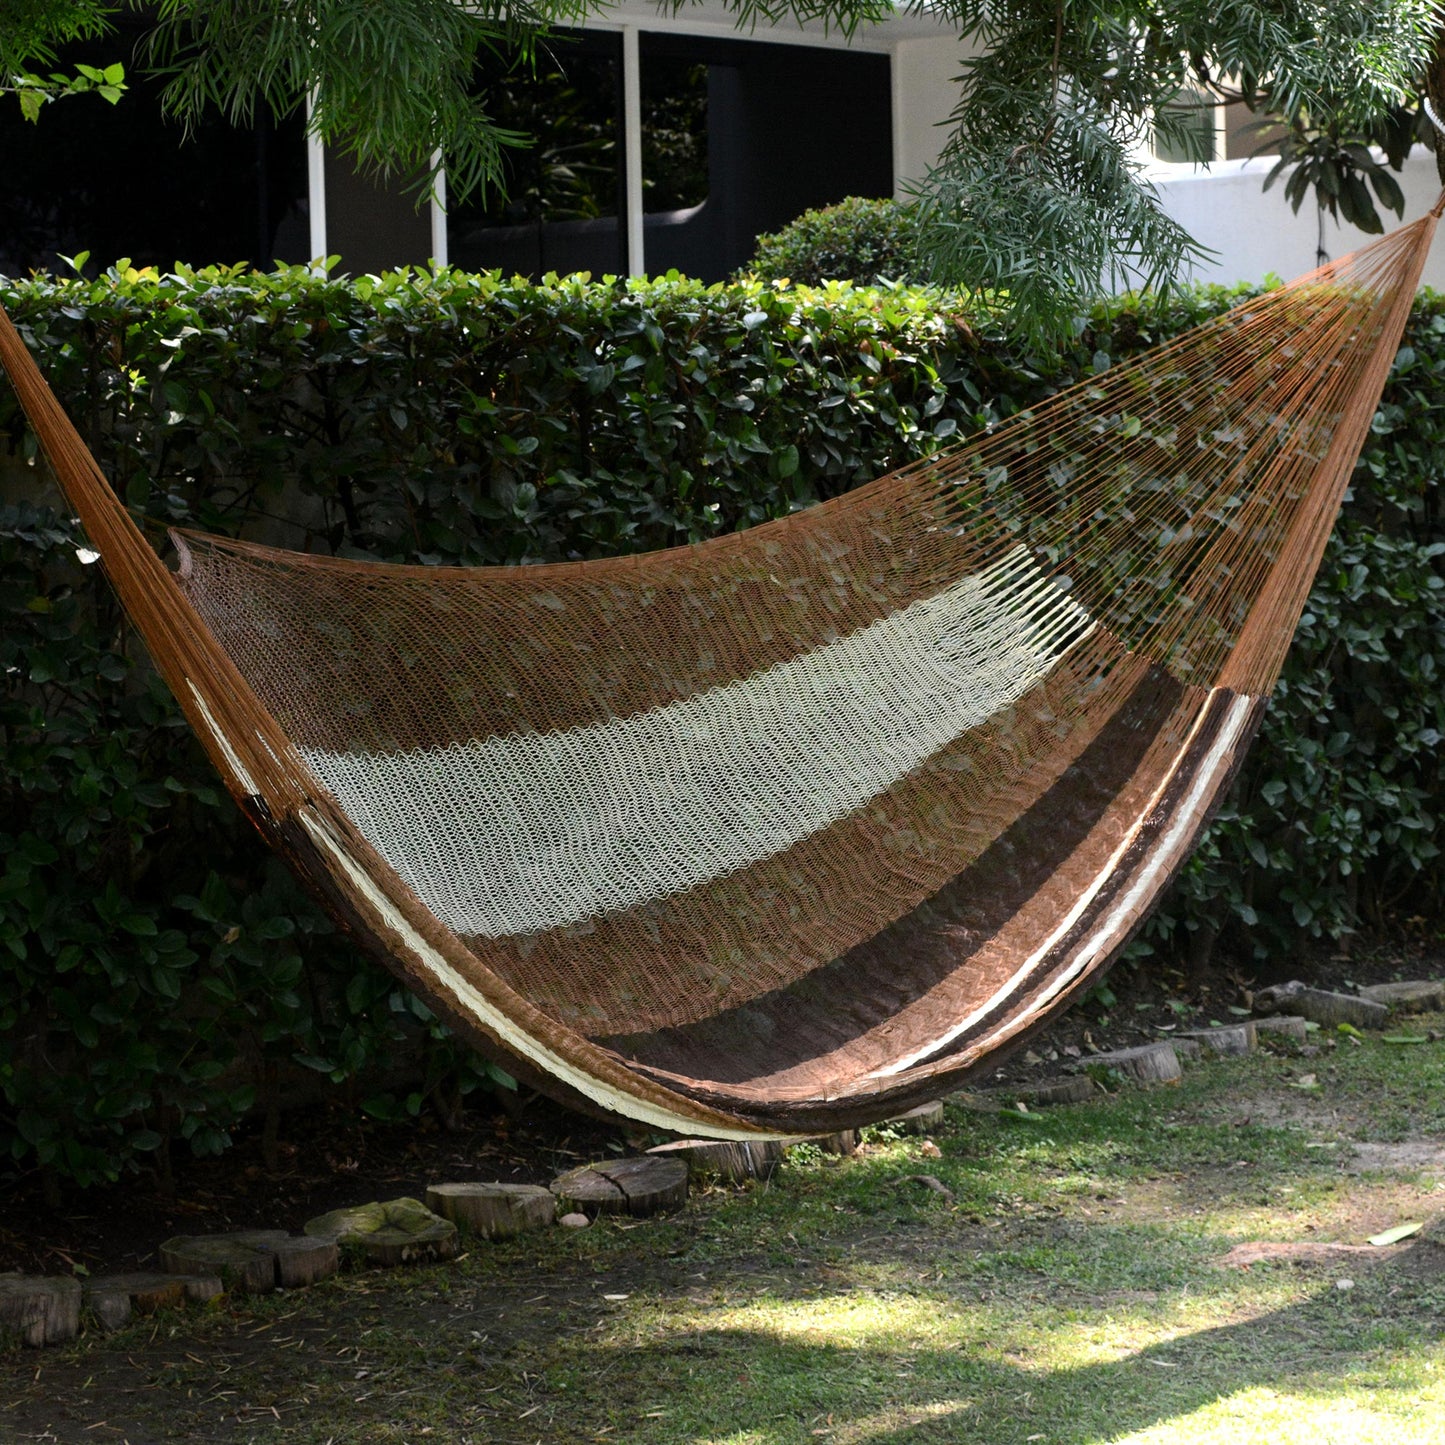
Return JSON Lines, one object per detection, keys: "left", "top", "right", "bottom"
{"left": 1, "top": 207, "right": 1438, "bottom": 1138}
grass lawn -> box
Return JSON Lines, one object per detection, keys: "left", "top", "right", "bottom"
{"left": 2, "top": 1014, "right": 1443, "bottom": 1443}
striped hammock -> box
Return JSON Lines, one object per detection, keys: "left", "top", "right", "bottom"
{"left": 0, "top": 203, "right": 1437, "bottom": 1138}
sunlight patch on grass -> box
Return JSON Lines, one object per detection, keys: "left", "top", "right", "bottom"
{"left": 1112, "top": 1369, "right": 1445, "bottom": 1444}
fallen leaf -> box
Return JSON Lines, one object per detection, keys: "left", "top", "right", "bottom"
{"left": 1368, "top": 1222, "right": 1423, "bottom": 1247}
{"left": 1290, "top": 1074, "right": 1320, "bottom": 1090}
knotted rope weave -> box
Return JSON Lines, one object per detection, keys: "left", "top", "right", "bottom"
{"left": 0, "top": 207, "right": 1436, "bottom": 1135}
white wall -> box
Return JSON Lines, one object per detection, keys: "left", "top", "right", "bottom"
{"left": 892, "top": 38, "right": 969, "bottom": 197}
{"left": 1150, "top": 150, "right": 1445, "bottom": 291}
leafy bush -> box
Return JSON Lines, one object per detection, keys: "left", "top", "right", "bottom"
{"left": 741, "top": 196, "right": 929, "bottom": 288}
{"left": 0, "top": 260, "right": 1440, "bottom": 1192}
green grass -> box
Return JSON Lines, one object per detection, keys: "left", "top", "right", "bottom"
{"left": 3, "top": 1021, "right": 1444, "bottom": 1444}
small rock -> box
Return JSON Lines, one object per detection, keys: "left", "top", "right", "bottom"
{"left": 559, "top": 1212, "right": 591, "bottom": 1229}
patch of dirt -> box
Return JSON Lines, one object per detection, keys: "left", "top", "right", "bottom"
{"left": 1346, "top": 1141, "right": 1445, "bottom": 1174}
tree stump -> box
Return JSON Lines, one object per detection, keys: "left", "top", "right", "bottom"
{"left": 987, "top": 1074, "right": 1095, "bottom": 1107}
{"left": 551, "top": 1157, "right": 689, "bottom": 1218}
{"left": 1254, "top": 982, "right": 1389, "bottom": 1030}
{"left": 83, "top": 1272, "right": 188, "bottom": 1332}
{"left": 1358, "top": 981, "right": 1445, "bottom": 1013}
{"left": 1255, "top": 1014, "right": 1310, "bottom": 1043}
{"left": 304, "top": 1198, "right": 459, "bottom": 1266}
{"left": 800, "top": 1131, "right": 858, "bottom": 1156}
{"left": 1177, "top": 1022, "right": 1257, "bottom": 1056}
{"left": 160, "top": 1231, "right": 288, "bottom": 1294}
{"left": 0, "top": 1274, "right": 81, "bottom": 1346}
{"left": 425, "top": 1182, "right": 556, "bottom": 1238}
{"left": 267, "top": 1235, "right": 341, "bottom": 1287}
{"left": 1074, "top": 1042, "right": 1182, "bottom": 1085}
{"left": 883, "top": 1101, "right": 947, "bottom": 1135}
{"left": 646, "top": 1138, "right": 787, "bottom": 1183}
{"left": 1169, "top": 1037, "right": 1202, "bottom": 1061}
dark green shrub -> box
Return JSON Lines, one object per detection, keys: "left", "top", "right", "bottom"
{"left": 0, "top": 259, "right": 1439, "bottom": 1192}
{"left": 741, "top": 196, "right": 929, "bottom": 287}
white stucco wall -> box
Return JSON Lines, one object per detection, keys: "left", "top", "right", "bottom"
{"left": 1150, "top": 150, "right": 1445, "bottom": 291}
{"left": 891, "top": 38, "right": 970, "bottom": 197}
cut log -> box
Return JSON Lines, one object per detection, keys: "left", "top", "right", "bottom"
{"left": 159, "top": 1231, "right": 287, "bottom": 1294}
{"left": 1168, "top": 1037, "right": 1202, "bottom": 1061}
{"left": 550, "top": 1157, "right": 689, "bottom": 1218}
{"left": 1358, "top": 980, "right": 1445, "bottom": 1013}
{"left": 645, "top": 1139, "right": 786, "bottom": 1183}
{"left": 0, "top": 1274, "right": 81, "bottom": 1347}
{"left": 1177, "top": 1022, "right": 1257, "bottom": 1056}
{"left": 304, "top": 1198, "right": 459, "bottom": 1267}
{"left": 801, "top": 1131, "right": 858, "bottom": 1156}
{"left": 986, "top": 1075, "right": 1095, "bottom": 1107}
{"left": 1073, "top": 1042, "right": 1182, "bottom": 1086}
{"left": 883, "top": 1101, "right": 947, "bottom": 1135}
{"left": 268, "top": 1235, "right": 340, "bottom": 1287}
{"left": 426, "top": 1182, "right": 557, "bottom": 1237}
{"left": 1255, "top": 1014, "right": 1310, "bottom": 1043}
{"left": 1254, "top": 982, "right": 1388, "bottom": 1030}
{"left": 83, "top": 1272, "right": 187, "bottom": 1332}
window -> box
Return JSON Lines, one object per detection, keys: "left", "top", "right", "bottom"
{"left": 0, "top": 19, "right": 308, "bottom": 277}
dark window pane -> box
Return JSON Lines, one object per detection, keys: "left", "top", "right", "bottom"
{"left": 640, "top": 34, "right": 891, "bottom": 283}
{"left": 641, "top": 58, "right": 708, "bottom": 215}
{"left": 447, "top": 31, "right": 625, "bottom": 278}
{"left": 0, "top": 21, "right": 308, "bottom": 277}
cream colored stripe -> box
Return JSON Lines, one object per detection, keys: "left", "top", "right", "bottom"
{"left": 296, "top": 808, "right": 775, "bottom": 1139}
{"left": 302, "top": 547, "right": 1093, "bottom": 938}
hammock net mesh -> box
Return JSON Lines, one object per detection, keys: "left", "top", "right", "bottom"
{"left": 0, "top": 209, "right": 1436, "bottom": 1134}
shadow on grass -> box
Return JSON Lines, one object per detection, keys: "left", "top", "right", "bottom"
{"left": 574, "top": 1247, "right": 1444, "bottom": 1445}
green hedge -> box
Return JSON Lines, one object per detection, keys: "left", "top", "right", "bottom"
{"left": 0, "top": 261, "right": 1441, "bottom": 1193}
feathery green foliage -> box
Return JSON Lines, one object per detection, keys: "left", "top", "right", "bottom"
{"left": 911, "top": 0, "right": 1441, "bottom": 339}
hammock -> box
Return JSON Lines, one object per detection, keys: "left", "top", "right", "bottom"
{"left": 0, "top": 207, "right": 1437, "bottom": 1139}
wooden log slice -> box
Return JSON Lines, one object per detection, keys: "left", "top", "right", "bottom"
{"left": 1255, "top": 1014, "right": 1310, "bottom": 1043}
{"left": 304, "top": 1198, "right": 459, "bottom": 1267}
{"left": 83, "top": 1272, "right": 187, "bottom": 1332}
{"left": 882, "top": 1102, "right": 947, "bottom": 1135}
{"left": 269, "top": 1236, "right": 340, "bottom": 1287}
{"left": 801, "top": 1131, "right": 859, "bottom": 1156}
{"left": 1177, "top": 1022, "right": 1257, "bottom": 1056}
{"left": 1254, "top": 982, "right": 1389, "bottom": 1030}
{"left": 550, "top": 1157, "right": 689, "bottom": 1217}
{"left": 1074, "top": 1042, "right": 1182, "bottom": 1085}
{"left": 1358, "top": 981, "right": 1445, "bottom": 1013}
{"left": 0, "top": 1274, "right": 81, "bottom": 1347}
{"left": 159, "top": 1232, "right": 287, "bottom": 1294}
{"left": 646, "top": 1139, "right": 787, "bottom": 1183}
{"left": 986, "top": 1074, "right": 1096, "bottom": 1107}
{"left": 425, "top": 1182, "right": 557, "bottom": 1238}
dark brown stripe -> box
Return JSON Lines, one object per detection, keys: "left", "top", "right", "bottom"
{"left": 601, "top": 660, "right": 1188, "bottom": 1081}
